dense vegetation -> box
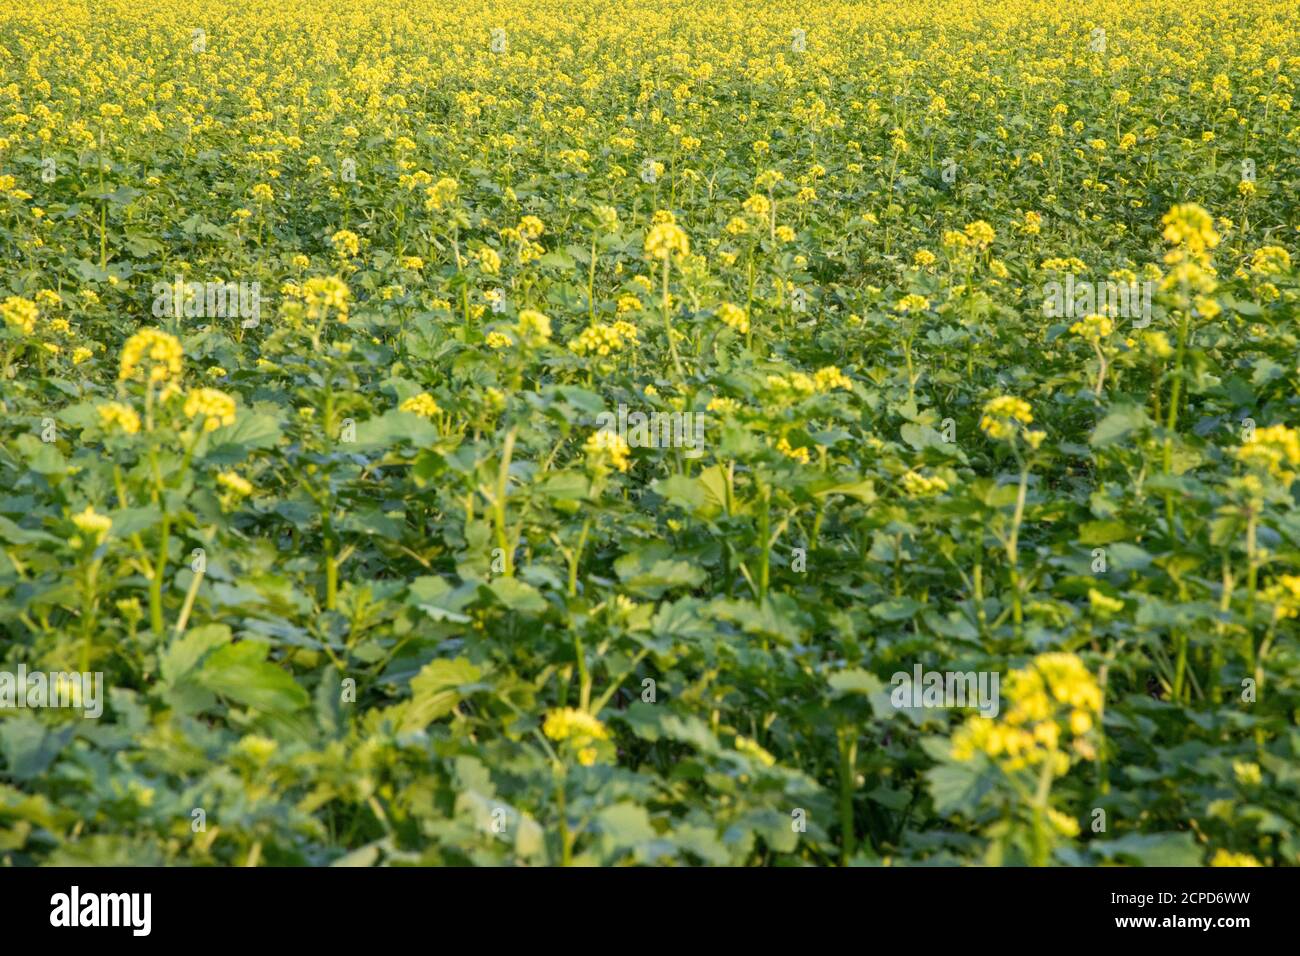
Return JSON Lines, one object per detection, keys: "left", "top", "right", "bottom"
{"left": 0, "top": 0, "right": 1297, "bottom": 866}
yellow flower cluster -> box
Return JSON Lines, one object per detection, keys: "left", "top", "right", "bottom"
{"left": 119, "top": 329, "right": 183, "bottom": 384}
{"left": 1161, "top": 203, "right": 1220, "bottom": 259}
{"left": 400, "top": 393, "right": 441, "bottom": 418}
{"left": 217, "top": 470, "right": 254, "bottom": 497}
{"left": 707, "top": 396, "right": 741, "bottom": 415}
{"left": 71, "top": 505, "right": 112, "bottom": 545}
{"left": 1210, "top": 850, "right": 1262, "bottom": 867}
{"left": 1088, "top": 588, "right": 1125, "bottom": 615}
{"left": 414, "top": 177, "right": 456, "bottom": 211}
{"left": 717, "top": 302, "right": 749, "bottom": 334}
{"left": 963, "top": 220, "right": 995, "bottom": 248}
{"left": 330, "top": 229, "right": 360, "bottom": 257}
{"left": 183, "top": 387, "right": 237, "bottom": 431}
{"left": 1234, "top": 423, "right": 1300, "bottom": 483}
{"left": 301, "top": 276, "right": 350, "bottom": 320}
{"left": 1069, "top": 313, "right": 1114, "bottom": 341}
{"left": 775, "top": 436, "right": 810, "bottom": 464}
{"left": 1249, "top": 245, "right": 1291, "bottom": 275}
{"left": 583, "top": 427, "right": 631, "bottom": 473}
{"left": 952, "top": 653, "right": 1102, "bottom": 773}
{"left": 644, "top": 221, "right": 690, "bottom": 261}
{"left": 569, "top": 322, "right": 633, "bottom": 357}
{"left": 1, "top": 295, "right": 38, "bottom": 335}
{"left": 516, "top": 308, "right": 552, "bottom": 343}
{"left": 900, "top": 470, "right": 949, "bottom": 497}
{"left": 97, "top": 401, "right": 141, "bottom": 435}
{"left": 980, "top": 395, "right": 1038, "bottom": 444}
{"left": 542, "top": 707, "right": 609, "bottom": 766}
{"left": 1261, "top": 575, "right": 1300, "bottom": 620}
{"left": 813, "top": 366, "right": 852, "bottom": 392}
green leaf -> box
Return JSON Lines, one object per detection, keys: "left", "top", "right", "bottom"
{"left": 1078, "top": 519, "right": 1131, "bottom": 545}
{"left": 828, "top": 668, "right": 884, "bottom": 696}
{"left": 399, "top": 657, "right": 483, "bottom": 732}
{"left": 204, "top": 413, "right": 283, "bottom": 460}
{"left": 14, "top": 434, "right": 66, "bottom": 475}
{"left": 488, "top": 577, "right": 547, "bottom": 614}
{"left": 1091, "top": 405, "right": 1152, "bottom": 447}
{"left": 352, "top": 410, "right": 437, "bottom": 449}
{"left": 1091, "top": 832, "right": 1201, "bottom": 866}
{"left": 195, "top": 642, "right": 309, "bottom": 713}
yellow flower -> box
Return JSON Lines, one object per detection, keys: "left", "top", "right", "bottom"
{"left": 475, "top": 247, "right": 501, "bottom": 274}
{"left": 775, "top": 436, "right": 810, "bottom": 464}
{"left": 485, "top": 331, "right": 513, "bottom": 349}
{"left": 1261, "top": 575, "right": 1300, "bottom": 619}
{"left": 330, "top": 229, "right": 360, "bottom": 257}
{"left": 96, "top": 401, "right": 141, "bottom": 435}
{"left": 584, "top": 427, "right": 631, "bottom": 473}
{"left": 900, "top": 470, "right": 948, "bottom": 497}
{"left": 400, "top": 392, "right": 441, "bottom": 418}
{"left": 1235, "top": 424, "right": 1300, "bottom": 483}
{"left": 1047, "top": 809, "right": 1080, "bottom": 838}
{"left": 183, "top": 387, "right": 237, "bottom": 431}
{"left": 217, "top": 470, "right": 253, "bottom": 497}
{"left": 644, "top": 221, "right": 690, "bottom": 261}
{"left": 516, "top": 308, "right": 552, "bottom": 343}
{"left": 896, "top": 293, "right": 930, "bottom": 312}
{"left": 813, "top": 366, "right": 852, "bottom": 392}
{"left": 1162, "top": 203, "right": 1220, "bottom": 256}
{"left": 542, "top": 707, "right": 609, "bottom": 743}
{"left": 980, "top": 395, "right": 1034, "bottom": 442}
{"left": 1210, "top": 850, "right": 1261, "bottom": 867}
{"left": 1233, "top": 761, "right": 1262, "bottom": 786}
{"left": 569, "top": 323, "right": 628, "bottom": 357}
{"left": 707, "top": 396, "right": 740, "bottom": 415}
{"left": 717, "top": 302, "right": 749, "bottom": 334}
{"left": 425, "top": 177, "right": 459, "bottom": 211}
{"left": 119, "top": 328, "right": 183, "bottom": 384}
{"left": 302, "top": 276, "right": 350, "bottom": 319}
{"left": 963, "top": 220, "right": 995, "bottom": 248}
{"left": 952, "top": 652, "right": 1101, "bottom": 772}
{"left": 71, "top": 505, "right": 112, "bottom": 544}
{"left": 1, "top": 295, "right": 38, "bottom": 335}
{"left": 250, "top": 183, "right": 274, "bottom": 203}
{"left": 1249, "top": 245, "right": 1290, "bottom": 275}
{"left": 1143, "top": 330, "right": 1174, "bottom": 358}
{"left": 1070, "top": 313, "right": 1114, "bottom": 341}
{"left": 517, "top": 215, "right": 544, "bottom": 239}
